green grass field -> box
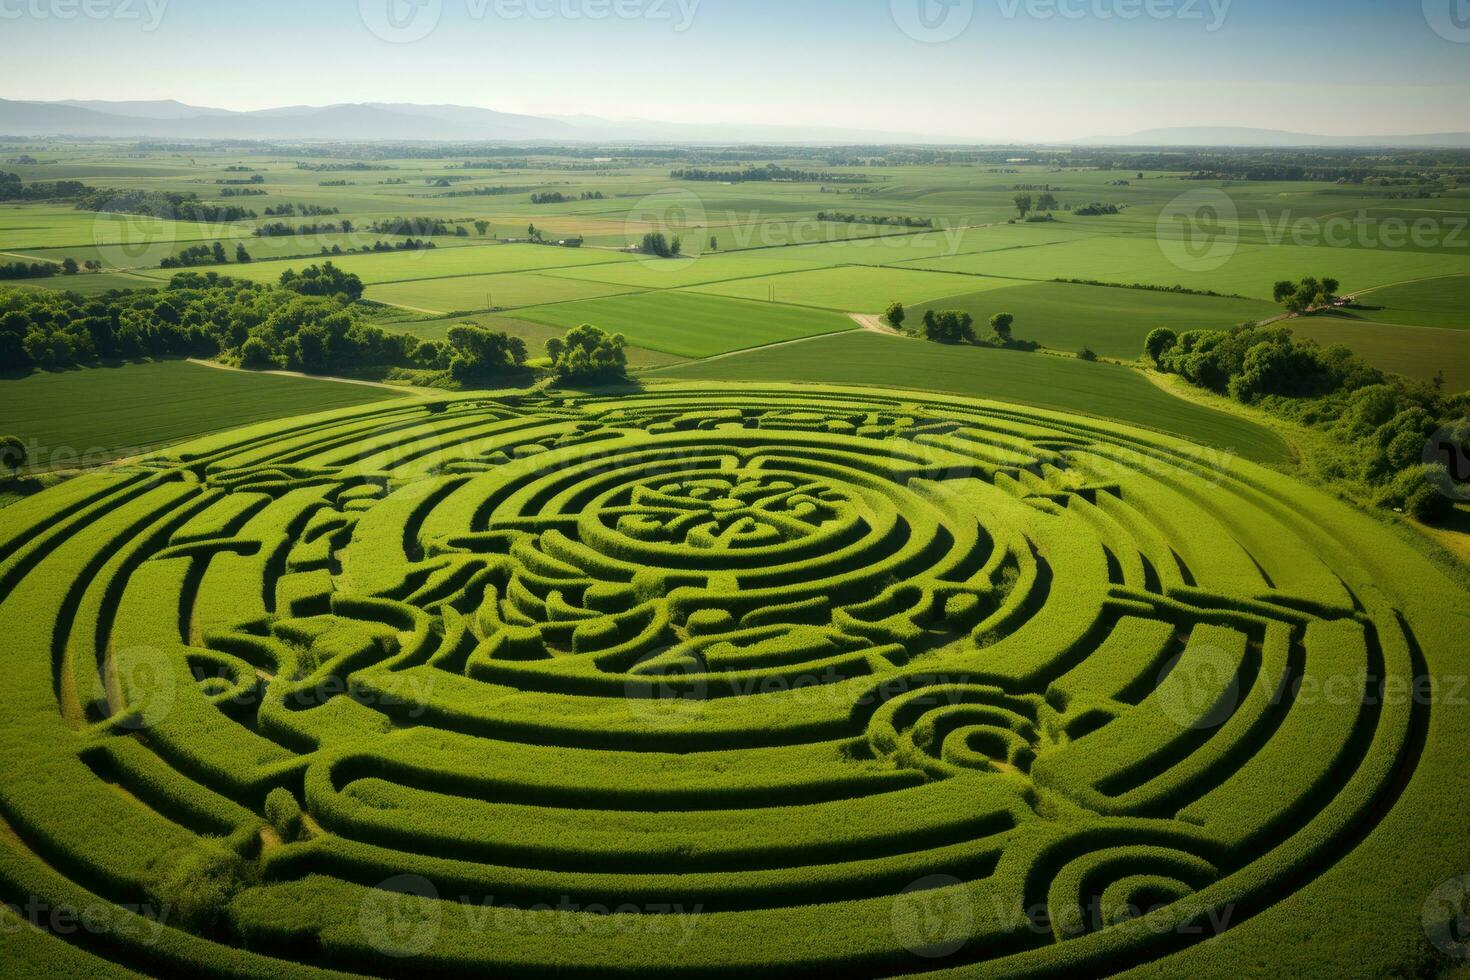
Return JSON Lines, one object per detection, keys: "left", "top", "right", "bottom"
{"left": 898, "top": 235, "right": 1470, "bottom": 300}
{"left": 365, "top": 270, "right": 643, "bottom": 314}
{"left": 1350, "top": 274, "right": 1470, "bottom": 329}
{"left": 911, "top": 280, "right": 1280, "bottom": 358}
{"left": 652, "top": 332, "right": 1288, "bottom": 463}
{"left": 685, "top": 265, "right": 998, "bottom": 313}
{"left": 514, "top": 290, "right": 858, "bottom": 357}
{"left": 0, "top": 385, "right": 1461, "bottom": 978}
{"left": 1286, "top": 314, "right": 1470, "bottom": 390}
{"left": 0, "top": 359, "right": 404, "bottom": 468}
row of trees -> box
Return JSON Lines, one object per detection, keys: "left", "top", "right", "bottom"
{"left": 639, "top": 233, "right": 683, "bottom": 258}
{"left": 0, "top": 171, "right": 93, "bottom": 202}
{"left": 884, "top": 302, "right": 1021, "bottom": 346}
{"left": 76, "top": 189, "right": 257, "bottom": 223}
{"left": 159, "top": 242, "right": 253, "bottom": 268}
{"left": 0, "top": 257, "right": 98, "bottom": 280}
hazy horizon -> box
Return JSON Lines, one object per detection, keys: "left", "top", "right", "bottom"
{"left": 1, "top": 0, "right": 1468, "bottom": 142}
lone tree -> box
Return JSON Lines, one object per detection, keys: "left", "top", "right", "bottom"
{"left": 990, "top": 312, "right": 1015, "bottom": 344}
{"left": 1013, "top": 193, "right": 1033, "bottom": 219}
{"left": 1036, "top": 192, "right": 1059, "bottom": 212}
{"left": 235, "top": 243, "right": 252, "bottom": 263}
{"left": 0, "top": 435, "right": 25, "bottom": 476}
{"left": 546, "top": 324, "right": 628, "bottom": 384}
{"left": 61, "top": 257, "right": 79, "bottom": 275}
{"left": 474, "top": 220, "right": 491, "bottom": 237}
{"left": 883, "top": 301, "right": 906, "bottom": 332}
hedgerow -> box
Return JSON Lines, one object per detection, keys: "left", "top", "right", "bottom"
{"left": 0, "top": 383, "right": 1465, "bottom": 977}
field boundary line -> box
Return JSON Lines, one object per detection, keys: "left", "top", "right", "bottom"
{"left": 638, "top": 327, "right": 863, "bottom": 373}
{"left": 184, "top": 358, "right": 419, "bottom": 393}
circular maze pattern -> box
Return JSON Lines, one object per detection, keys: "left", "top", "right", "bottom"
{"left": 0, "top": 384, "right": 1465, "bottom": 977}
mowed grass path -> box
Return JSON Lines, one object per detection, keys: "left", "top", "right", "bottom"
{"left": 0, "top": 360, "right": 404, "bottom": 468}
{"left": 653, "top": 332, "right": 1289, "bottom": 463}
{"left": 366, "top": 272, "right": 642, "bottom": 315}
{"left": 515, "top": 291, "right": 856, "bottom": 358}
{"left": 912, "top": 280, "right": 1279, "bottom": 359}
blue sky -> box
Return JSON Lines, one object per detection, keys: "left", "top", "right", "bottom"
{"left": 1, "top": 0, "right": 1467, "bottom": 140}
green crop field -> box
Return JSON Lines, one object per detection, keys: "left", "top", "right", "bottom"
{"left": 686, "top": 265, "right": 998, "bottom": 313}
{"left": 652, "top": 332, "right": 1289, "bottom": 463}
{"left": 1286, "top": 315, "right": 1470, "bottom": 391}
{"left": 0, "top": 359, "right": 403, "bottom": 468}
{"left": 389, "top": 312, "right": 691, "bottom": 369}
{"left": 515, "top": 290, "right": 858, "bottom": 357}
{"left": 910, "top": 281, "right": 1280, "bottom": 359}
{"left": 0, "top": 384, "right": 1463, "bottom": 978}
{"left": 364, "top": 270, "right": 644, "bottom": 315}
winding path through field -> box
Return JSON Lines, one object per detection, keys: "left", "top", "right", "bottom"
{"left": 185, "top": 358, "right": 416, "bottom": 393}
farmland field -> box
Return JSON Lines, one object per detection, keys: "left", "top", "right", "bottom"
{"left": 0, "top": 359, "right": 403, "bottom": 468}
{"left": 516, "top": 290, "right": 857, "bottom": 357}
{"left": 910, "top": 281, "right": 1280, "bottom": 359}
{"left": 652, "top": 332, "right": 1289, "bottom": 463}
{"left": 0, "top": 385, "right": 1463, "bottom": 977}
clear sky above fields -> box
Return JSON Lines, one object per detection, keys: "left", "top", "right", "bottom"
{"left": 1, "top": 0, "right": 1467, "bottom": 141}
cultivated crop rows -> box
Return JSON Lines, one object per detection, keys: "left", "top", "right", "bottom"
{"left": 0, "top": 384, "right": 1462, "bottom": 976}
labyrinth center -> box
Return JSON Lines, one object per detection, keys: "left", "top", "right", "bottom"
{"left": 0, "top": 384, "right": 1462, "bottom": 976}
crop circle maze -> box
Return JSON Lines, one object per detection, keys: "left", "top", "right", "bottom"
{"left": 0, "top": 384, "right": 1463, "bottom": 977}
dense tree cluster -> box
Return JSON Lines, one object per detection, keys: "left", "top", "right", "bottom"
{"left": 1273, "top": 276, "right": 1341, "bottom": 314}
{"left": 263, "top": 203, "right": 341, "bottom": 217}
{"left": 639, "top": 233, "right": 682, "bottom": 258}
{"left": 530, "top": 191, "right": 604, "bottom": 204}
{"left": 1145, "top": 323, "right": 1469, "bottom": 522}
{"left": 278, "top": 262, "right": 365, "bottom": 301}
{"left": 545, "top": 324, "right": 628, "bottom": 384}
{"left": 366, "top": 217, "right": 461, "bottom": 237}
{"left": 159, "top": 242, "right": 234, "bottom": 269}
{"left": 1073, "top": 202, "right": 1122, "bottom": 216}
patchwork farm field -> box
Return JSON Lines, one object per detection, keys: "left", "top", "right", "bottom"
{"left": 0, "top": 385, "right": 1465, "bottom": 978}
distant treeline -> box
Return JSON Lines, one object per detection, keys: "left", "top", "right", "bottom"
{"left": 672, "top": 165, "right": 868, "bottom": 184}
{"left": 0, "top": 171, "right": 94, "bottom": 202}
{"left": 817, "top": 211, "right": 932, "bottom": 228}
{"left": 530, "top": 191, "right": 605, "bottom": 204}
{"left": 366, "top": 217, "right": 466, "bottom": 237}
{"left": 263, "top": 202, "right": 341, "bottom": 217}
{"left": 219, "top": 187, "right": 267, "bottom": 197}
{"left": 75, "top": 189, "right": 257, "bottom": 223}
{"left": 254, "top": 220, "right": 354, "bottom": 237}
{"left": 436, "top": 185, "right": 533, "bottom": 198}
